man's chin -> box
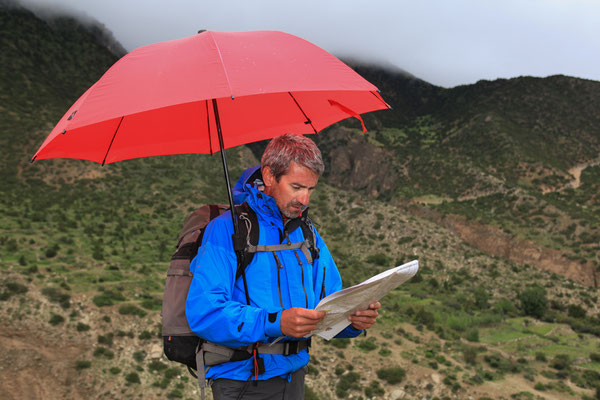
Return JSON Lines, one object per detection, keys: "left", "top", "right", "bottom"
{"left": 282, "top": 208, "right": 302, "bottom": 219}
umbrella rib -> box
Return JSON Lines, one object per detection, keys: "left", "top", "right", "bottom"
{"left": 102, "top": 116, "right": 124, "bottom": 166}
{"left": 370, "top": 91, "right": 392, "bottom": 109}
{"left": 288, "top": 92, "right": 317, "bottom": 134}
{"left": 207, "top": 32, "right": 234, "bottom": 99}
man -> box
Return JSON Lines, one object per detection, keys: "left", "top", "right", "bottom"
{"left": 186, "top": 133, "right": 380, "bottom": 399}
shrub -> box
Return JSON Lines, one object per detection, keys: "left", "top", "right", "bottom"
{"left": 76, "top": 323, "right": 90, "bottom": 332}
{"left": 49, "top": 313, "right": 65, "bottom": 326}
{"left": 167, "top": 390, "right": 183, "bottom": 399}
{"left": 465, "top": 328, "right": 479, "bottom": 342}
{"left": 365, "top": 380, "right": 385, "bottom": 398}
{"left": 567, "top": 304, "right": 586, "bottom": 319}
{"left": 463, "top": 346, "right": 478, "bottom": 365}
{"left": 0, "top": 282, "right": 28, "bottom": 301}
{"left": 93, "top": 346, "right": 115, "bottom": 359}
{"left": 148, "top": 360, "right": 168, "bottom": 372}
{"left": 141, "top": 297, "right": 162, "bottom": 310}
{"left": 138, "top": 330, "right": 153, "bottom": 340}
{"left": 376, "top": 366, "right": 406, "bottom": 384}
{"left": 474, "top": 286, "right": 490, "bottom": 309}
{"left": 446, "top": 315, "right": 471, "bottom": 332}
{"left": 550, "top": 354, "right": 571, "bottom": 371}
{"left": 357, "top": 338, "right": 377, "bottom": 352}
{"left": 493, "top": 299, "right": 517, "bottom": 315}
{"left": 519, "top": 287, "right": 547, "bottom": 318}
{"left": 97, "top": 333, "right": 114, "bottom": 346}
{"left": 306, "top": 364, "right": 319, "bottom": 376}
{"left": 133, "top": 351, "right": 146, "bottom": 363}
{"left": 125, "top": 372, "right": 140, "bottom": 384}
{"left": 93, "top": 290, "right": 126, "bottom": 307}
{"left": 45, "top": 245, "right": 59, "bottom": 258}
{"left": 109, "top": 367, "right": 121, "bottom": 375}
{"left": 366, "top": 253, "right": 390, "bottom": 266}
{"left": 378, "top": 347, "right": 392, "bottom": 357}
{"left": 414, "top": 307, "right": 435, "bottom": 329}
{"left": 336, "top": 371, "right": 361, "bottom": 398}
{"left": 590, "top": 353, "right": 600, "bottom": 362}
{"left": 331, "top": 338, "right": 349, "bottom": 349}
{"left": 75, "top": 360, "right": 91, "bottom": 371}
{"left": 41, "top": 287, "right": 70, "bottom": 309}
{"left": 118, "top": 304, "right": 146, "bottom": 317}
{"left": 535, "top": 352, "right": 547, "bottom": 362}
{"left": 305, "top": 386, "right": 320, "bottom": 400}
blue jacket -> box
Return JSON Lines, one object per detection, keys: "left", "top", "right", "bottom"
{"left": 185, "top": 166, "right": 361, "bottom": 381}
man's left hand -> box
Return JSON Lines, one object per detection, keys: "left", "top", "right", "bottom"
{"left": 349, "top": 302, "right": 381, "bottom": 330}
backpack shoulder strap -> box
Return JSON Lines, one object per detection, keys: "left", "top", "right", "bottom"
{"left": 233, "top": 203, "right": 260, "bottom": 280}
{"left": 299, "top": 215, "right": 320, "bottom": 261}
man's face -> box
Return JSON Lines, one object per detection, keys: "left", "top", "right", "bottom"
{"left": 263, "top": 162, "right": 319, "bottom": 219}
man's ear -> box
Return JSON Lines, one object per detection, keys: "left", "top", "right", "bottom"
{"left": 262, "top": 165, "right": 275, "bottom": 188}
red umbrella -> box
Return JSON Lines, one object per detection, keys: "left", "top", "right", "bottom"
{"left": 32, "top": 30, "right": 390, "bottom": 229}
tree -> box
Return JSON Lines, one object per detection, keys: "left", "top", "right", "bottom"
{"left": 519, "top": 287, "right": 547, "bottom": 319}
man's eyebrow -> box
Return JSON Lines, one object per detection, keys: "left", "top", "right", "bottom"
{"left": 291, "top": 182, "right": 317, "bottom": 190}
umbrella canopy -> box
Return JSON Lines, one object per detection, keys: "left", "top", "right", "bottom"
{"left": 32, "top": 30, "right": 389, "bottom": 164}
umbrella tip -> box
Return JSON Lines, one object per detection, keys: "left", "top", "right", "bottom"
{"left": 30, "top": 156, "right": 36, "bottom": 164}
{"left": 197, "top": 29, "right": 207, "bottom": 34}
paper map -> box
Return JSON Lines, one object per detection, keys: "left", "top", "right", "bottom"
{"left": 310, "top": 260, "right": 419, "bottom": 340}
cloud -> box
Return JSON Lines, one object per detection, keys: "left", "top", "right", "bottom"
{"left": 13, "top": 0, "right": 600, "bottom": 87}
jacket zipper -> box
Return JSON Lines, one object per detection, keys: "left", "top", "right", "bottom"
{"left": 320, "top": 267, "right": 326, "bottom": 300}
{"left": 294, "top": 250, "right": 309, "bottom": 308}
{"left": 272, "top": 252, "right": 284, "bottom": 308}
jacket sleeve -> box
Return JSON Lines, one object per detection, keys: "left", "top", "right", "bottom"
{"left": 313, "top": 228, "right": 363, "bottom": 339}
{"left": 185, "top": 215, "right": 283, "bottom": 348}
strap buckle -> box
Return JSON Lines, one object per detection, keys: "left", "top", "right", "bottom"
{"left": 283, "top": 341, "right": 299, "bottom": 356}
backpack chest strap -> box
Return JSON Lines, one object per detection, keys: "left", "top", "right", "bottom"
{"left": 246, "top": 240, "right": 313, "bottom": 264}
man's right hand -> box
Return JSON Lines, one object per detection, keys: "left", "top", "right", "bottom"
{"left": 280, "top": 308, "right": 326, "bottom": 337}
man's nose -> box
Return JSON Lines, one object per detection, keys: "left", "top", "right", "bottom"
{"left": 298, "top": 190, "right": 311, "bottom": 205}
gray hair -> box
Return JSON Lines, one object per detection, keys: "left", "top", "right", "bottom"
{"left": 261, "top": 133, "right": 324, "bottom": 181}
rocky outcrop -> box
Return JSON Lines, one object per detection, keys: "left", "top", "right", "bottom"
{"left": 411, "top": 206, "right": 597, "bottom": 287}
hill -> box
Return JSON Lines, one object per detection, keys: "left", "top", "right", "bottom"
{"left": 316, "top": 65, "right": 600, "bottom": 288}
{"left": 1, "top": 3, "right": 600, "bottom": 400}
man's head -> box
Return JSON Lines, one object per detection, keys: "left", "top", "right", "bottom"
{"left": 261, "top": 133, "right": 324, "bottom": 218}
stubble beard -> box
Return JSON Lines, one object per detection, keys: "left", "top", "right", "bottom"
{"left": 281, "top": 201, "right": 304, "bottom": 219}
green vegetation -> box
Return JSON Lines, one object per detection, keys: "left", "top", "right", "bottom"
{"left": 376, "top": 366, "right": 406, "bottom": 384}
{"left": 1, "top": 5, "right": 600, "bottom": 400}
{"left": 74, "top": 360, "right": 91, "bottom": 371}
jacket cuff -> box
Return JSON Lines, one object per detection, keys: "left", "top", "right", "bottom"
{"left": 264, "top": 309, "right": 283, "bottom": 337}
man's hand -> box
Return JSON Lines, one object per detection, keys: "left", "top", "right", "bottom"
{"left": 281, "top": 308, "right": 326, "bottom": 337}
{"left": 349, "top": 302, "right": 381, "bottom": 330}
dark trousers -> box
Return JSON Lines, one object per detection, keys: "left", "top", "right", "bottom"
{"left": 211, "top": 368, "right": 306, "bottom": 400}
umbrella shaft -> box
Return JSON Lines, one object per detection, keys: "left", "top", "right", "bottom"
{"left": 212, "top": 99, "right": 238, "bottom": 236}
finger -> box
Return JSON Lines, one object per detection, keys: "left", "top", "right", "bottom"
{"left": 349, "top": 315, "right": 377, "bottom": 324}
{"left": 353, "top": 309, "right": 379, "bottom": 318}
{"left": 297, "top": 309, "right": 326, "bottom": 320}
{"left": 369, "top": 302, "right": 381, "bottom": 309}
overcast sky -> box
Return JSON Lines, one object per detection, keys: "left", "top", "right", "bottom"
{"left": 19, "top": 0, "right": 600, "bottom": 88}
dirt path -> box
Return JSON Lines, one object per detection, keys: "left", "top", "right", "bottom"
{"left": 544, "top": 156, "right": 600, "bottom": 193}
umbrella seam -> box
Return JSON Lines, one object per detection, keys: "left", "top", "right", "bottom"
{"left": 206, "top": 31, "right": 235, "bottom": 99}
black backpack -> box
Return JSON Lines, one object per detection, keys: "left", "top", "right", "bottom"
{"left": 161, "top": 202, "right": 319, "bottom": 378}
